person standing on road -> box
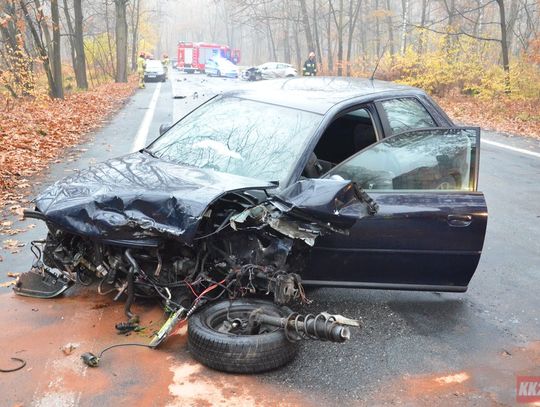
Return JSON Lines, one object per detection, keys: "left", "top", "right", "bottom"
{"left": 303, "top": 51, "right": 317, "bottom": 76}
{"left": 161, "top": 53, "right": 170, "bottom": 80}
{"left": 137, "top": 52, "right": 146, "bottom": 89}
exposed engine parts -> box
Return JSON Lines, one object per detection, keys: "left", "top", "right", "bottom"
{"left": 16, "top": 187, "right": 362, "bottom": 372}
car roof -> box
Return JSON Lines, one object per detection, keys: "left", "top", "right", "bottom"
{"left": 224, "top": 76, "right": 426, "bottom": 114}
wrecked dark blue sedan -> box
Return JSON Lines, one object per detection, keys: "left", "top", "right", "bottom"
{"left": 17, "top": 77, "right": 487, "bottom": 373}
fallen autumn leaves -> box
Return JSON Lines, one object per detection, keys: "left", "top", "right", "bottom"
{"left": 0, "top": 77, "right": 137, "bottom": 211}
{"left": 437, "top": 96, "right": 540, "bottom": 139}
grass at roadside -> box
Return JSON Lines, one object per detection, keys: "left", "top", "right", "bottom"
{"left": 0, "top": 77, "right": 137, "bottom": 211}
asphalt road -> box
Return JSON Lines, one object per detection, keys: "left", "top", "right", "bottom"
{"left": 0, "top": 70, "right": 539, "bottom": 406}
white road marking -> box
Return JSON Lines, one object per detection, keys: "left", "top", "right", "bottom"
{"left": 132, "top": 83, "right": 162, "bottom": 152}
{"left": 482, "top": 138, "right": 540, "bottom": 159}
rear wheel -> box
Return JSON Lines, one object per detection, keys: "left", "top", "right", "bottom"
{"left": 188, "top": 299, "right": 298, "bottom": 373}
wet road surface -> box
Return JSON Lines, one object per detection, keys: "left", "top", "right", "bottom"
{"left": 1, "top": 70, "right": 539, "bottom": 406}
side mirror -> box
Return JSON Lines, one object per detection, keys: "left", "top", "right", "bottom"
{"left": 159, "top": 123, "right": 172, "bottom": 136}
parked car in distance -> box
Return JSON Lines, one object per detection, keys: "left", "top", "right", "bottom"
{"left": 205, "top": 57, "right": 238, "bottom": 78}
{"left": 259, "top": 62, "right": 298, "bottom": 79}
{"left": 144, "top": 60, "right": 167, "bottom": 82}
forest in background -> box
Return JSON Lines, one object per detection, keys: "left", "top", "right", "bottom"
{"left": 174, "top": 0, "right": 540, "bottom": 98}
{"left": 0, "top": 0, "right": 539, "bottom": 152}
{"left": 0, "top": 0, "right": 538, "bottom": 99}
{"left": 0, "top": 0, "right": 539, "bottom": 218}
{"left": 0, "top": 0, "right": 158, "bottom": 99}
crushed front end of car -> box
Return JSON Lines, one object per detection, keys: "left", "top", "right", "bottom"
{"left": 14, "top": 153, "right": 376, "bottom": 372}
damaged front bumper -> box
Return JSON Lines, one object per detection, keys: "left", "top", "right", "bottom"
{"left": 15, "top": 155, "right": 376, "bottom": 352}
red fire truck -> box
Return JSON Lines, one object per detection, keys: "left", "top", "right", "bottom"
{"left": 177, "top": 42, "right": 241, "bottom": 73}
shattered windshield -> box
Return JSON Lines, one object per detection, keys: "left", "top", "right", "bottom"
{"left": 148, "top": 96, "right": 322, "bottom": 183}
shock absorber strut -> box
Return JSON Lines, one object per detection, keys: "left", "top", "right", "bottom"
{"left": 249, "top": 310, "right": 357, "bottom": 343}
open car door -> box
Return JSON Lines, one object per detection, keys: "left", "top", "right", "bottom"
{"left": 301, "top": 127, "right": 487, "bottom": 292}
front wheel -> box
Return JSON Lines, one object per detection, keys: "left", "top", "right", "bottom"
{"left": 188, "top": 299, "right": 298, "bottom": 373}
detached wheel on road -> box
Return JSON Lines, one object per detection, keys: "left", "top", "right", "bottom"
{"left": 188, "top": 299, "right": 298, "bottom": 373}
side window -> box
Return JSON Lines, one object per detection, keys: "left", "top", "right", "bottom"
{"left": 325, "top": 128, "right": 479, "bottom": 191}
{"left": 381, "top": 98, "right": 436, "bottom": 135}
{"left": 303, "top": 106, "right": 378, "bottom": 179}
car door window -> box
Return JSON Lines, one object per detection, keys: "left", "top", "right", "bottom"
{"left": 324, "top": 128, "right": 479, "bottom": 191}
{"left": 304, "top": 106, "right": 378, "bottom": 179}
{"left": 381, "top": 98, "right": 436, "bottom": 135}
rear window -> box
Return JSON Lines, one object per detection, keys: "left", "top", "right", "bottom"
{"left": 146, "top": 60, "right": 162, "bottom": 69}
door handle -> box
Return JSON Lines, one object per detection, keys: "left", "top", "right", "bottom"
{"left": 447, "top": 214, "right": 472, "bottom": 227}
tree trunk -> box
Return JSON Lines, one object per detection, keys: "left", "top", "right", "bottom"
{"left": 299, "top": 0, "right": 315, "bottom": 51}
{"left": 496, "top": 0, "right": 511, "bottom": 92}
{"left": 400, "top": 0, "right": 409, "bottom": 54}
{"left": 283, "top": 2, "right": 291, "bottom": 62}
{"left": 418, "top": 0, "right": 427, "bottom": 54}
{"left": 346, "top": 0, "right": 362, "bottom": 76}
{"left": 326, "top": 6, "right": 333, "bottom": 72}
{"left": 334, "top": 0, "right": 344, "bottom": 76}
{"left": 62, "top": 0, "right": 77, "bottom": 78}
{"left": 293, "top": 25, "right": 302, "bottom": 69}
{"left": 105, "top": 1, "right": 117, "bottom": 79}
{"left": 19, "top": 0, "right": 55, "bottom": 94}
{"left": 130, "top": 0, "right": 141, "bottom": 71}
{"left": 73, "top": 0, "right": 88, "bottom": 88}
{"left": 50, "top": 0, "right": 64, "bottom": 98}
{"left": 33, "top": 0, "right": 54, "bottom": 71}
{"left": 313, "top": 0, "right": 323, "bottom": 64}
{"left": 375, "top": 0, "right": 381, "bottom": 57}
{"left": 385, "top": 0, "right": 395, "bottom": 60}
{"left": 115, "top": 0, "right": 128, "bottom": 83}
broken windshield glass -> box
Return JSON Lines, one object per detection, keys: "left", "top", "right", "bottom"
{"left": 148, "top": 96, "right": 322, "bottom": 184}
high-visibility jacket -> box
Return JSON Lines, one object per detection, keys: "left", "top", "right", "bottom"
{"left": 137, "top": 56, "right": 146, "bottom": 73}
{"left": 303, "top": 59, "right": 317, "bottom": 76}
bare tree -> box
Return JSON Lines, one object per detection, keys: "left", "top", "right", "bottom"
{"left": 73, "top": 0, "right": 88, "bottom": 88}
{"left": 50, "top": 0, "right": 64, "bottom": 97}
{"left": 115, "top": 0, "right": 129, "bottom": 83}
{"left": 129, "top": 0, "right": 141, "bottom": 71}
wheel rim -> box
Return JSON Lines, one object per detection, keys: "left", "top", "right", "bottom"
{"left": 205, "top": 304, "right": 282, "bottom": 336}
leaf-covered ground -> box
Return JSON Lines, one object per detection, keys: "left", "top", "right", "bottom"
{"left": 436, "top": 96, "right": 540, "bottom": 139}
{"left": 0, "top": 78, "right": 137, "bottom": 215}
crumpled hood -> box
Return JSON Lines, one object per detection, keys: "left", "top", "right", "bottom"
{"left": 35, "top": 153, "right": 273, "bottom": 244}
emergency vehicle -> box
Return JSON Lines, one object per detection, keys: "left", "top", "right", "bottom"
{"left": 177, "top": 42, "right": 241, "bottom": 73}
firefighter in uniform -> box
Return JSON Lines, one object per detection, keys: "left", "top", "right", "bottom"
{"left": 303, "top": 51, "right": 317, "bottom": 76}
{"left": 161, "top": 53, "right": 170, "bottom": 80}
{"left": 137, "top": 52, "right": 146, "bottom": 89}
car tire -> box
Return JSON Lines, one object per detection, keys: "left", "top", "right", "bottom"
{"left": 188, "top": 299, "right": 298, "bottom": 373}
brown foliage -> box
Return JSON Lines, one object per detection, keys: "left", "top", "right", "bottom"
{"left": 0, "top": 77, "right": 137, "bottom": 207}
{"left": 436, "top": 96, "right": 540, "bottom": 139}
